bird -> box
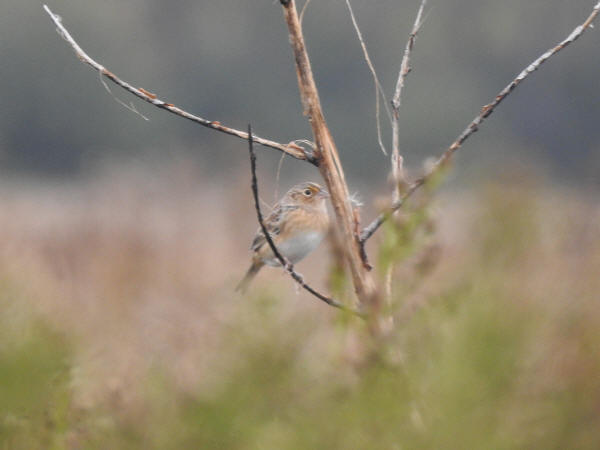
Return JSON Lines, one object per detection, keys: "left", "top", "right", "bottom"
{"left": 236, "top": 182, "right": 330, "bottom": 293}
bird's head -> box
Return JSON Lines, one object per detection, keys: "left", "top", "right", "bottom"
{"left": 287, "top": 182, "right": 329, "bottom": 207}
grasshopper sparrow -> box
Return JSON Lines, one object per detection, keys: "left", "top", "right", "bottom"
{"left": 236, "top": 182, "right": 330, "bottom": 292}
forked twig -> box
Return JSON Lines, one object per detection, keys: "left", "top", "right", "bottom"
{"left": 247, "top": 125, "right": 365, "bottom": 318}
{"left": 42, "top": 4, "right": 312, "bottom": 164}
{"left": 361, "top": 0, "right": 600, "bottom": 245}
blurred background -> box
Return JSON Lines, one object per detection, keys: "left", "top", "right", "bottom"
{"left": 2, "top": 0, "right": 600, "bottom": 183}
{"left": 1, "top": 0, "right": 599, "bottom": 448}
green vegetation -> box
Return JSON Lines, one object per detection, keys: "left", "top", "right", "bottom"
{"left": 0, "top": 285, "right": 73, "bottom": 449}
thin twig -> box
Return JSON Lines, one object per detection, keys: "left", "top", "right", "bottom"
{"left": 96, "top": 70, "right": 149, "bottom": 121}
{"left": 43, "top": 4, "right": 313, "bottom": 164}
{"left": 385, "top": 0, "right": 427, "bottom": 301}
{"left": 274, "top": 152, "right": 286, "bottom": 203}
{"left": 390, "top": 0, "right": 427, "bottom": 195}
{"left": 361, "top": 0, "right": 600, "bottom": 245}
{"left": 299, "top": 0, "right": 312, "bottom": 26}
{"left": 345, "top": 0, "right": 392, "bottom": 155}
{"left": 392, "top": 0, "right": 427, "bottom": 114}
{"left": 247, "top": 125, "right": 365, "bottom": 317}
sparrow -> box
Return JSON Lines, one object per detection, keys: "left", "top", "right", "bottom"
{"left": 236, "top": 182, "right": 330, "bottom": 292}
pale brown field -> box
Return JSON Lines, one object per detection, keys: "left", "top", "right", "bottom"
{"left": 1, "top": 163, "right": 599, "bottom": 448}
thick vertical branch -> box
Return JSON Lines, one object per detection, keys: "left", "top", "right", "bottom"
{"left": 280, "top": 0, "right": 380, "bottom": 311}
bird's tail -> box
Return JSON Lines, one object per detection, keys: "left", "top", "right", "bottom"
{"left": 235, "top": 262, "right": 262, "bottom": 293}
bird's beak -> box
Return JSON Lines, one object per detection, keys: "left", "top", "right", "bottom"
{"left": 318, "top": 189, "right": 330, "bottom": 199}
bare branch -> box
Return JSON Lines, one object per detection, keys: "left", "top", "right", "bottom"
{"left": 247, "top": 125, "right": 365, "bottom": 317}
{"left": 391, "top": 0, "right": 427, "bottom": 114}
{"left": 385, "top": 0, "right": 427, "bottom": 301}
{"left": 345, "top": 0, "right": 392, "bottom": 155}
{"left": 280, "top": 0, "right": 380, "bottom": 313}
{"left": 390, "top": 0, "right": 427, "bottom": 195}
{"left": 42, "top": 4, "right": 312, "bottom": 164}
{"left": 361, "top": 0, "right": 600, "bottom": 245}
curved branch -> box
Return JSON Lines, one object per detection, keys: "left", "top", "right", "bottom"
{"left": 43, "top": 5, "right": 313, "bottom": 164}
{"left": 361, "top": 0, "right": 600, "bottom": 244}
{"left": 247, "top": 125, "right": 365, "bottom": 318}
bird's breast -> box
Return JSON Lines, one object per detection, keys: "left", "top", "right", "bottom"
{"left": 264, "top": 230, "right": 325, "bottom": 267}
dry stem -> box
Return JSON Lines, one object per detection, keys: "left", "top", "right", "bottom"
{"left": 386, "top": 0, "right": 427, "bottom": 302}
{"left": 391, "top": 0, "right": 427, "bottom": 195}
{"left": 280, "top": 0, "right": 380, "bottom": 314}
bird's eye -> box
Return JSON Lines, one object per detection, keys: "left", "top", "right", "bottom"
{"left": 303, "top": 189, "right": 312, "bottom": 196}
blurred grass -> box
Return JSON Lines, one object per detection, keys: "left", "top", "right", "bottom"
{"left": 0, "top": 280, "right": 73, "bottom": 449}
{"left": 0, "top": 168, "right": 599, "bottom": 449}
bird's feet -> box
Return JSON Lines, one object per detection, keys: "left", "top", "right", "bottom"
{"left": 282, "top": 262, "right": 305, "bottom": 294}
{"left": 292, "top": 272, "right": 304, "bottom": 295}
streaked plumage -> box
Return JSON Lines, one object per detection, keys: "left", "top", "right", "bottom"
{"left": 236, "top": 182, "right": 330, "bottom": 292}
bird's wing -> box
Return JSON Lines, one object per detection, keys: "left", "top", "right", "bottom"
{"left": 250, "top": 204, "right": 297, "bottom": 252}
